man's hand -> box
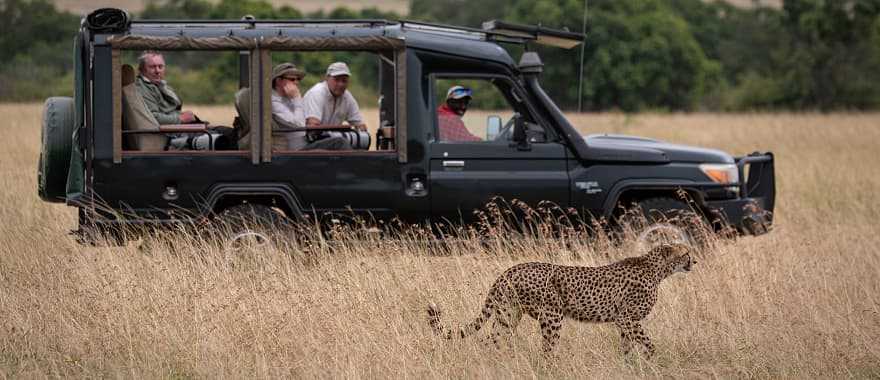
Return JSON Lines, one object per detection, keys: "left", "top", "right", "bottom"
{"left": 179, "top": 110, "right": 196, "bottom": 123}
{"left": 282, "top": 81, "right": 301, "bottom": 99}
{"left": 354, "top": 123, "right": 367, "bottom": 132}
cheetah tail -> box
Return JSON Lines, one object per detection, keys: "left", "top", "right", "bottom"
{"left": 426, "top": 297, "right": 495, "bottom": 340}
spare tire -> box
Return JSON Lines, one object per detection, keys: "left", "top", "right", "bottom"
{"left": 38, "top": 97, "right": 76, "bottom": 203}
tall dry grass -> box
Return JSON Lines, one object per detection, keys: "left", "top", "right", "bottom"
{"left": 1, "top": 103, "right": 879, "bottom": 378}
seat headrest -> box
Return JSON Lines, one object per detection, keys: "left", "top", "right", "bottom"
{"left": 122, "top": 64, "right": 136, "bottom": 86}
{"left": 234, "top": 87, "right": 252, "bottom": 118}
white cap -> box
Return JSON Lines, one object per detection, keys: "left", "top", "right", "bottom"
{"left": 326, "top": 62, "right": 351, "bottom": 77}
{"left": 446, "top": 85, "right": 473, "bottom": 100}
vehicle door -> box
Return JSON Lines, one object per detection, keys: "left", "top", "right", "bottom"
{"left": 428, "top": 75, "right": 570, "bottom": 224}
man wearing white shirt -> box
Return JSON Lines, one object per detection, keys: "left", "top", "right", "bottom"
{"left": 303, "top": 62, "right": 368, "bottom": 132}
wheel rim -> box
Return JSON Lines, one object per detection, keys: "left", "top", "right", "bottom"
{"left": 229, "top": 230, "right": 272, "bottom": 249}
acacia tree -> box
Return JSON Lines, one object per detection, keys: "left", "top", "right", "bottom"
{"left": 411, "top": 0, "right": 718, "bottom": 111}
{"left": 778, "top": 0, "right": 880, "bottom": 110}
{"left": 0, "top": 0, "right": 79, "bottom": 100}
{"left": 507, "top": 0, "right": 718, "bottom": 111}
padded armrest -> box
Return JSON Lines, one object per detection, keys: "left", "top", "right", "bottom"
{"left": 273, "top": 125, "right": 356, "bottom": 133}
{"left": 159, "top": 123, "right": 209, "bottom": 133}
{"left": 122, "top": 123, "right": 209, "bottom": 134}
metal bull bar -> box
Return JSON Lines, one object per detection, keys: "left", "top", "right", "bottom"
{"left": 735, "top": 152, "right": 776, "bottom": 234}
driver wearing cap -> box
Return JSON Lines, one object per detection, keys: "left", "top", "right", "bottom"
{"left": 437, "top": 85, "right": 481, "bottom": 142}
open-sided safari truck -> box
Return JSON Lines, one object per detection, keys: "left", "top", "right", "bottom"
{"left": 38, "top": 8, "right": 775, "bottom": 245}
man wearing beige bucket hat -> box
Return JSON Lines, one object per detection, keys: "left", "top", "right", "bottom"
{"left": 271, "top": 62, "right": 349, "bottom": 150}
{"left": 270, "top": 62, "right": 306, "bottom": 149}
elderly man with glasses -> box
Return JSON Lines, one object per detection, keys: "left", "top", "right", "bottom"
{"left": 437, "top": 85, "right": 481, "bottom": 142}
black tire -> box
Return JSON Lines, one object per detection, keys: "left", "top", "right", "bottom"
{"left": 216, "top": 204, "right": 290, "bottom": 249}
{"left": 38, "top": 97, "right": 76, "bottom": 203}
{"left": 618, "top": 197, "right": 712, "bottom": 248}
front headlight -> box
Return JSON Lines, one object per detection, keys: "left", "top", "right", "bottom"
{"left": 699, "top": 163, "right": 739, "bottom": 193}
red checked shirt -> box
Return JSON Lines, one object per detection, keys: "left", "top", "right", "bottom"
{"left": 437, "top": 104, "right": 481, "bottom": 142}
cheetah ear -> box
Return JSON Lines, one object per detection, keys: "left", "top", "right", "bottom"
{"left": 649, "top": 243, "right": 676, "bottom": 256}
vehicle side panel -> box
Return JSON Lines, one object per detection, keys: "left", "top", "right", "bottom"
{"left": 569, "top": 162, "right": 715, "bottom": 217}
{"left": 429, "top": 143, "right": 570, "bottom": 223}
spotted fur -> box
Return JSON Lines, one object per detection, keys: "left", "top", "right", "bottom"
{"left": 427, "top": 243, "right": 695, "bottom": 356}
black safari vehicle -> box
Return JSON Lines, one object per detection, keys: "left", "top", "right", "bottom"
{"left": 38, "top": 8, "right": 775, "bottom": 244}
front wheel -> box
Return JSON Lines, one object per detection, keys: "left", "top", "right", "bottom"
{"left": 617, "top": 197, "right": 713, "bottom": 249}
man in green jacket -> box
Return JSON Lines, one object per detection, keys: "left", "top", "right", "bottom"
{"left": 136, "top": 51, "right": 198, "bottom": 124}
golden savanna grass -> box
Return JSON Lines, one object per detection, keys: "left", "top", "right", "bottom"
{"left": 2, "top": 103, "right": 879, "bottom": 378}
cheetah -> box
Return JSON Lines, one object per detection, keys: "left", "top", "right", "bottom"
{"left": 427, "top": 243, "right": 695, "bottom": 357}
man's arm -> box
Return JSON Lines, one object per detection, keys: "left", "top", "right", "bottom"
{"left": 306, "top": 117, "right": 321, "bottom": 128}
{"left": 302, "top": 90, "right": 323, "bottom": 128}
{"left": 272, "top": 97, "right": 305, "bottom": 129}
{"left": 140, "top": 86, "right": 181, "bottom": 125}
{"left": 344, "top": 92, "right": 367, "bottom": 131}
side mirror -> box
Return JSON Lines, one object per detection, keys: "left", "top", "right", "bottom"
{"left": 486, "top": 115, "right": 502, "bottom": 140}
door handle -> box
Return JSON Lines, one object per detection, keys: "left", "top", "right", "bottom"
{"left": 442, "top": 160, "right": 465, "bottom": 168}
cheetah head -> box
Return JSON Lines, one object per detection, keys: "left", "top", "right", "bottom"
{"left": 650, "top": 243, "right": 696, "bottom": 273}
{"left": 672, "top": 249, "right": 695, "bottom": 273}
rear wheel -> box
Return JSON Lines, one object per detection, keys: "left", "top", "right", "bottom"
{"left": 617, "top": 197, "right": 712, "bottom": 249}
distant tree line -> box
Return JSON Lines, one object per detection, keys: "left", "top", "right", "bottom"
{"left": 2, "top": 0, "right": 879, "bottom": 111}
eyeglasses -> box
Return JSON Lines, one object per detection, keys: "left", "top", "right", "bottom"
{"left": 282, "top": 76, "right": 301, "bottom": 82}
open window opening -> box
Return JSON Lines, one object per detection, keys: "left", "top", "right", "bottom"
{"left": 108, "top": 34, "right": 407, "bottom": 164}
{"left": 267, "top": 50, "right": 398, "bottom": 155}
{"left": 116, "top": 50, "right": 248, "bottom": 157}
{"left": 432, "top": 75, "right": 554, "bottom": 144}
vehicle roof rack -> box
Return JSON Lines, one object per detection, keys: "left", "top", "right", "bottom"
{"left": 482, "top": 20, "right": 584, "bottom": 49}
{"left": 130, "top": 19, "right": 395, "bottom": 28}
{"left": 398, "top": 20, "right": 492, "bottom": 41}
{"left": 398, "top": 19, "right": 583, "bottom": 49}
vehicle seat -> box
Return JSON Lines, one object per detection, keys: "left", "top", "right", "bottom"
{"left": 233, "top": 87, "right": 252, "bottom": 150}
{"left": 234, "top": 87, "right": 290, "bottom": 151}
{"left": 121, "top": 64, "right": 166, "bottom": 151}
{"left": 271, "top": 124, "right": 291, "bottom": 151}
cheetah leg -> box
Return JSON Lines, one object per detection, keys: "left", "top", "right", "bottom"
{"left": 488, "top": 304, "right": 522, "bottom": 349}
{"left": 615, "top": 319, "right": 654, "bottom": 358}
{"left": 537, "top": 311, "right": 564, "bottom": 353}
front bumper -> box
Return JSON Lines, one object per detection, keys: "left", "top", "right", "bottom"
{"left": 706, "top": 197, "right": 773, "bottom": 235}
{"left": 706, "top": 152, "right": 775, "bottom": 235}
